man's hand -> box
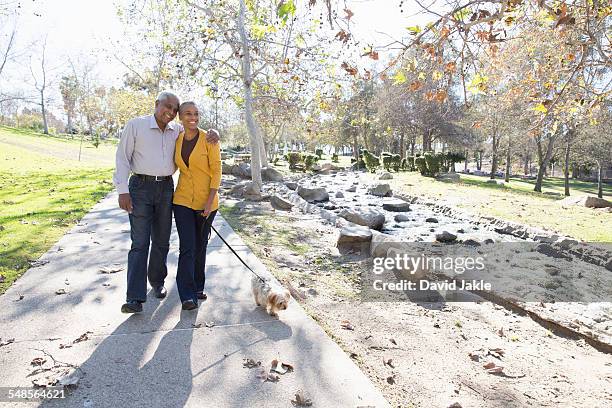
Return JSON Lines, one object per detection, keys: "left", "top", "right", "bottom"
{"left": 206, "top": 128, "right": 220, "bottom": 144}
{"left": 118, "top": 193, "right": 133, "bottom": 214}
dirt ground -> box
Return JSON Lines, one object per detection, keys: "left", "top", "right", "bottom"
{"left": 219, "top": 195, "right": 612, "bottom": 408}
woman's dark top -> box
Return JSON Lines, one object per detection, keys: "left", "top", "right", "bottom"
{"left": 181, "top": 132, "right": 199, "bottom": 167}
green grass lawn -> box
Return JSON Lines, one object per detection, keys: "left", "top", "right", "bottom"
{"left": 0, "top": 126, "right": 116, "bottom": 294}
{"left": 369, "top": 171, "right": 611, "bottom": 242}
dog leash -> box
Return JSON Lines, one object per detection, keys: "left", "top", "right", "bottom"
{"left": 210, "top": 224, "right": 266, "bottom": 283}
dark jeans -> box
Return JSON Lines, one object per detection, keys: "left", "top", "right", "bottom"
{"left": 126, "top": 175, "right": 174, "bottom": 302}
{"left": 173, "top": 204, "right": 217, "bottom": 303}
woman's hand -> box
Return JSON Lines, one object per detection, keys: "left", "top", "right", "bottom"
{"left": 201, "top": 204, "right": 212, "bottom": 218}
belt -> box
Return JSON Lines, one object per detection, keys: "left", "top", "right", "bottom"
{"left": 134, "top": 174, "right": 172, "bottom": 182}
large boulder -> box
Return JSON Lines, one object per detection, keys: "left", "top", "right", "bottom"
{"left": 222, "top": 162, "right": 233, "bottom": 174}
{"left": 394, "top": 214, "right": 411, "bottom": 222}
{"left": 346, "top": 185, "right": 357, "bottom": 193}
{"left": 338, "top": 208, "right": 385, "bottom": 231}
{"left": 232, "top": 163, "right": 251, "bottom": 178}
{"left": 382, "top": 198, "right": 411, "bottom": 212}
{"left": 270, "top": 195, "right": 293, "bottom": 211}
{"left": 435, "top": 231, "right": 457, "bottom": 243}
{"left": 560, "top": 195, "right": 611, "bottom": 208}
{"left": 285, "top": 181, "right": 298, "bottom": 190}
{"left": 297, "top": 186, "right": 329, "bottom": 203}
{"left": 261, "top": 166, "right": 284, "bottom": 182}
{"left": 367, "top": 183, "right": 392, "bottom": 197}
{"left": 436, "top": 173, "right": 460, "bottom": 183}
{"left": 337, "top": 225, "right": 373, "bottom": 254}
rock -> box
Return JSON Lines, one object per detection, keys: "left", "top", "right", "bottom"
{"left": 379, "top": 172, "right": 393, "bottom": 180}
{"left": 285, "top": 181, "right": 298, "bottom": 190}
{"left": 367, "top": 183, "right": 392, "bottom": 197}
{"left": 323, "top": 204, "right": 337, "bottom": 210}
{"left": 335, "top": 191, "right": 345, "bottom": 199}
{"left": 394, "top": 214, "right": 411, "bottom": 222}
{"left": 222, "top": 162, "right": 233, "bottom": 174}
{"left": 337, "top": 225, "right": 373, "bottom": 244}
{"left": 346, "top": 185, "right": 357, "bottom": 193}
{"left": 261, "top": 167, "right": 284, "bottom": 182}
{"left": 536, "top": 243, "right": 572, "bottom": 261}
{"left": 484, "top": 238, "right": 495, "bottom": 244}
{"left": 436, "top": 231, "right": 457, "bottom": 243}
{"left": 382, "top": 199, "right": 411, "bottom": 212}
{"left": 560, "top": 195, "right": 611, "bottom": 208}
{"left": 270, "top": 195, "right": 293, "bottom": 211}
{"left": 338, "top": 208, "right": 385, "bottom": 231}
{"left": 461, "top": 239, "right": 481, "bottom": 247}
{"left": 321, "top": 163, "right": 340, "bottom": 171}
{"left": 311, "top": 164, "right": 322, "bottom": 172}
{"left": 350, "top": 162, "right": 366, "bottom": 171}
{"left": 435, "top": 173, "right": 460, "bottom": 183}
{"left": 425, "top": 217, "right": 438, "bottom": 223}
{"left": 297, "top": 186, "right": 329, "bottom": 203}
{"left": 485, "top": 179, "right": 505, "bottom": 186}
{"left": 229, "top": 183, "right": 247, "bottom": 198}
{"left": 369, "top": 231, "right": 400, "bottom": 257}
{"left": 232, "top": 163, "right": 251, "bottom": 178}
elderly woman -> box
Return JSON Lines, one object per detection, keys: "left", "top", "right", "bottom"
{"left": 173, "top": 101, "right": 222, "bottom": 310}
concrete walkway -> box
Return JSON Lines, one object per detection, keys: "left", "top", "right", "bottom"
{"left": 0, "top": 192, "right": 389, "bottom": 408}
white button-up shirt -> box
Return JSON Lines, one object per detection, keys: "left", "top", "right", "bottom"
{"left": 113, "top": 115, "right": 183, "bottom": 194}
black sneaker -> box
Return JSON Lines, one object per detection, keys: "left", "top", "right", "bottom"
{"left": 121, "top": 300, "right": 143, "bottom": 313}
{"left": 196, "top": 292, "right": 207, "bottom": 301}
{"left": 182, "top": 300, "right": 198, "bottom": 310}
{"left": 153, "top": 285, "right": 167, "bottom": 299}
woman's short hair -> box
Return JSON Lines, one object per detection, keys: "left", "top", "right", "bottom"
{"left": 179, "top": 101, "right": 198, "bottom": 115}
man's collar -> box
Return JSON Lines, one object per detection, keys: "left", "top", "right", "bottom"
{"left": 149, "top": 114, "right": 176, "bottom": 131}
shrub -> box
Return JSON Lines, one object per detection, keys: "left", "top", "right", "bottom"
{"left": 302, "top": 153, "right": 318, "bottom": 170}
{"left": 444, "top": 152, "right": 466, "bottom": 172}
{"left": 331, "top": 153, "right": 339, "bottom": 163}
{"left": 405, "top": 156, "right": 416, "bottom": 171}
{"left": 315, "top": 148, "right": 323, "bottom": 159}
{"left": 362, "top": 149, "right": 380, "bottom": 173}
{"left": 424, "top": 152, "right": 441, "bottom": 176}
{"left": 415, "top": 157, "right": 427, "bottom": 175}
{"left": 286, "top": 152, "right": 301, "bottom": 170}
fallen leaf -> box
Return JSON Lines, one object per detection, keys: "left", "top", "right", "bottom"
{"left": 291, "top": 390, "right": 313, "bottom": 406}
{"left": 257, "top": 369, "right": 279, "bottom": 383}
{"left": 192, "top": 323, "right": 202, "bottom": 328}
{"left": 386, "top": 375, "right": 395, "bottom": 384}
{"left": 483, "top": 361, "right": 504, "bottom": 373}
{"left": 72, "top": 331, "right": 93, "bottom": 344}
{"left": 31, "top": 357, "right": 47, "bottom": 366}
{"left": 55, "top": 288, "right": 67, "bottom": 295}
{"left": 16, "top": 294, "right": 24, "bottom": 301}
{"left": 488, "top": 348, "right": 505, "bottom": 359}
{"left": 0, "top": 338, "right": 15, "bottom": 347}
{"left": 497, "top": 327, "right": 504, "bottom": 337}
{"left": 59, "top": 343, "right": 72, "bottom": 349}
{"left": 271, "top": 359, "right": 294, "bottom": 374}
{"left": 243, "top": 358, "right": 261, "bottom": 369}
{"left": 340, "top": 320, "right": 354, "bottom": 330}
{"left": 389, "top": 338, "right": 397, "bottom": 345}
{"left": 383, "top": 357, "right": 395, "bottom": 368}
{"left": 99, "top": 264, "right": 124, "bottom": 274}
{"left": 205, "top": 322, "right": 215, "bottom": 328}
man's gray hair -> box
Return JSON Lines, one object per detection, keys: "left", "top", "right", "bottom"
{"left": 156, "top": 90, "right": 180, "bottom": 104}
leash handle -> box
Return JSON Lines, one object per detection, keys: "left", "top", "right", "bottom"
{"left": 210, "top": 224, "right": 266, "bottom": 282}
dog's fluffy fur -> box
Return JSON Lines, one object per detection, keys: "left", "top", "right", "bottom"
{"left": 251, "top": 275, "right": 291, "bottom": 317}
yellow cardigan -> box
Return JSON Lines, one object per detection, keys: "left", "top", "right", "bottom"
{"left": 173, "top": 129, "right": 222, "bottom": 211}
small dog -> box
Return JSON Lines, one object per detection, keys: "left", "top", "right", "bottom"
{"left": 251, "top": 275, "right": 291, "bottom": 317}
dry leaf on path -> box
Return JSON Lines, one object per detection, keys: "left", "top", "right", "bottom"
{"left": 242, "top": 358, "right": 261, "bottom": 369}
{"left": 483, "top": 361, "right": 504, "bottom": 374}
{"left": 257, "top": 369, "right": 279, "bottom": 383}
{"left": 383, "top": 357, "right": 395, "bottom": 368}
{"left": 72, "top": 331, "right": 93, "bottom": 344}
{"left": 55, "top": 288, "right": 67, "bottom": 295}
{"left": 340, "top": 320, "right": 354, "bottom": 330}
{"left": 99, "top": 264, "right": 124, "bottom": 274}
{"left": 291, "top": 390, "right": 313, "bottom": 406}
{"left": 0, "top": 338, "right": 15, "bottom": 347}
{"left": 270, "top": 359, "right": 294, "bottom": 374}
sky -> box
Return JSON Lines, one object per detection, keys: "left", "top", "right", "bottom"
{"left": 1, "top": 0, "right": 432, "bottom": 114}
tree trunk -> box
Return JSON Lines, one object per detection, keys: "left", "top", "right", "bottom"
{"left": 399, "top": 133, "right": 405, "bottom": 159}
{"left": 238, "top": 0, "right": 262, "bottom": 189}
{"left": 490, "top": 132, "right": 498, "bottom": 179}
{"left": 534, "top": 133, "right": 558, "bottom": 192}
{"left": 422, "top": 131, "right": 432, "bottom": 152}
{"left": 41, "top": 93, "right": 49, "bottom": 134}
{"left": 66, "top": 113, "right": 73, "bottom": 134}
{"left": 464, "top": 149, "right": 468, "bottom": 172}
{"left": 505, "top": 139, "right": 511, "bottom": 183}
{"left": 523, "top": 156, "right": 529, "bottom": 175}
{"left": 564, "top": 137, "right": 571, "bottom": 196}
{"left": 597, "top": 161, "right": 603, "bottom": 199}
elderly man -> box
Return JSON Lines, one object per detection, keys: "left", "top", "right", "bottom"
{"left": 113, "top": 91, "right": 219, "bottom": 313}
